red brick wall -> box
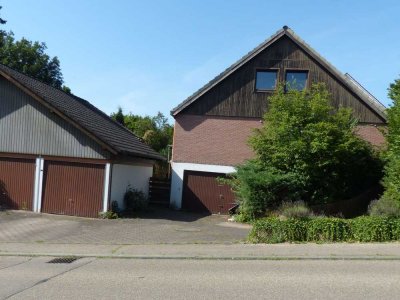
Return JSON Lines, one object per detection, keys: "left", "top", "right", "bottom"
{"left": 172, "top": 115, "right": 386, "bottom": 166}
{"left": 355, "top": 125, "right": 386, "bottom": 147}
{"left": 172, "top": 115, "right": 262, "bottom": 166}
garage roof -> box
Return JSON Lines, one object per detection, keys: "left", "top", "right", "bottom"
{"left": 0, "top": 64, "right": 165, "bottom": 161}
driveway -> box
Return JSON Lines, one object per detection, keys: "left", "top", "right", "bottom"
{"left": 0, "top": 207, "right": 250, "bottom": 245}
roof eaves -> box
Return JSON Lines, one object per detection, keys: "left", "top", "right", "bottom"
{"left": 171, "top": 27, "right": 287, "bottom": 117}
{"left": 0, "top": 68, "right": 120, "bottom": 154}
{"left": 171, "top": 26, "right": 387, "bottom": 122}
{"left": 284, "top": 29, "right": 387, "bottom": 121}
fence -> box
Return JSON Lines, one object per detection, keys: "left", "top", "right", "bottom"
{"left": 148, "top": 177, "right": 171, "bottom": 206}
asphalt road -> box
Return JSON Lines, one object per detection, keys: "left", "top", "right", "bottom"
{"left": 1, "top": 256, "right": 399, "bottom": 299}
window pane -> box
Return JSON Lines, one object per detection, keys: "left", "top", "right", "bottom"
{"left": 256, "top": 71, "right": 277, "bottom": 90}
{"left": 285, "top": 71, "right": 308, "bottom": 91}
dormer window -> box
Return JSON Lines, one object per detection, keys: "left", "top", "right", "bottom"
{"left": 285, "top": 70, "right": 308, "bottom": 91}
{"left": 255, "top": 70, "right": 278, "bottom": 91}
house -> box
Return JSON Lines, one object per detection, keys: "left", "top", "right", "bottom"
{"left": 0, "top": 64, "right": 164, "bottom": 218}
{"left": 170, "top": 26, "right": 387, "bottom": 214}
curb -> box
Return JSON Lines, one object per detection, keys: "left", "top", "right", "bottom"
{"left": 1, "top": 253, "right": 400, "bottom": 261}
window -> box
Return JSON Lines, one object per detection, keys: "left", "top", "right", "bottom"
{"left": 255, "top": 70, "right": 278, "bottom": 91}
{"left": 285, "top": 70, "right": 308, "bottom": 91}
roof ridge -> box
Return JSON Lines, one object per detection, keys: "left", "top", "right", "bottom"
{"left": 170, "top": 27, "right": 286, "bottom": 115}
{"left": 0, "top": 63, "right": 148, "bottom": 146}
{"left": 171, "top": 26, "right": 386, "bottom": 122}
{"left": 69, "top": 93, "right": 146, "bottom": 143}
{"left": 0, "top": 62, "right": 73, "bottom": 96}
{"left": 0, "top": 63, "right": 165, "bottom": 160}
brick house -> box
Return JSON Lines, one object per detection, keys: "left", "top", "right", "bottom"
{"left": 170, "top": 26, "right": 386, "bottom": 214}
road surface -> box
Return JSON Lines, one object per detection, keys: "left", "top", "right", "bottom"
{"left": 0, "top": 256, "right": 399, "bottom": 299}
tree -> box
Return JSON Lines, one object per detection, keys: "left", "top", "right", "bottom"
{"left": 376, "top": 77, "right": 400, "bottom": 209}
{"left": 111, "top": 109, "right": 173, "bottom": 178}
{"left": 110, "top": 109, "right": 173, "bottom": 154}
{"left": 227, "top": 84, "right": 382, "bottom": 219}
{"left": 0, "top": 6, "right": 69, "bottom": 91}
{"left": 113, "top": 107, "right": 125, "bottom": 126}
{"left": 0, "top": 6, "right": 7, "bottom": 25}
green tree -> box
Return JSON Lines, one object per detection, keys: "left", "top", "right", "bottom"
{"left": 0, "top": 6, "right": 7, "bottom": 25}
{"left": 111, "top": 108, "right": 173, "bottom": 154}
{"left": 379, "top": 77, "right": 400, "bottom": 206}
{"left": 0, "top": 6, "right": 69, "bottom": 91}
{"left": 228, "top": 84, "right": 382, "bottom": 219}
{"left": 113, "top": 107, "right": 125, "bottom": 126}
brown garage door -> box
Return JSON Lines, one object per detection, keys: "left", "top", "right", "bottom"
{"left": 41, "top": 160, "right": 105, "bottom": 218}
{"left": 182, "top": 171, "right": 236, "bottom": 214}
{"left": 0, "top": 157, "right": 35, "bottom": 210}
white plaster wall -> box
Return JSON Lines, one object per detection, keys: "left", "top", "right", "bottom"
{"left": 170, "top": 162, "right": 236, "bottom": 209}
{"left": 110, "top": 164, "right": 153, "bottom": 210}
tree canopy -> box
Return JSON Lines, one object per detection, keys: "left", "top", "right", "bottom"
{"left": 0, "top": 6, "right": 69, "bottom": 91}
{"left": 380, "top": 77, "right": 400, "bottom": 204}
{"left": 111, "top": 109, "right": 173, "bottom": 156}
{"left": 227, "top": 84, "right": 382, "bottom": 219}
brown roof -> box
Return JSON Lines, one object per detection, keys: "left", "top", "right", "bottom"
{"left": 171, "top": 26, "right": 386, "bottom": 122}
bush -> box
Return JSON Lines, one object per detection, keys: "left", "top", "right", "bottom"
{"left": 278, "top": 201, "right": 314, "bottom": 219}
{"left": 369, "top": 197, "right": 400, "bottom": 217}
{"left": 249, "top": 216, "right": 400, "bottom": 243}
{"left": 248, "top": 217, "right": 307, "bottom": 243}
{"left": 224, "top": 161, "right": 303, "bottom": 219}
{"left": 349, "top": 216, "right": 393, "bottom": 242}
{"left": 226, "top": 84, "right": 382, "bottom": 220}
{"left": 306, "top": 218, "right": 350, "bottom": 242}
{"left": 124, "top": 186, "right": 147, "bottom": 212}
{"left": 99, "top": 211, "right": 119, "bottom": 219}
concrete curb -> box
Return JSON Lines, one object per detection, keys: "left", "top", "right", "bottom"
{"left": 1, "top": 253, "right": 400, "bottom": 261}
{"left": 1, "top": 242, "right": 400, "bottom": 261}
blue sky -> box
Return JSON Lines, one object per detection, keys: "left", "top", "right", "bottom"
{"left": 2, "top": 1, "right": 400, "bottom": 120}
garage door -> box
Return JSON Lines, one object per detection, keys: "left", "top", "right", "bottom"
{"left": 182, "top": 171, "right": 236, "bottom": 214}
{"left": 41, "top": 161, "right": 105, "bottom": 218}
{"left": 0, "top": 157, "right": 35, "bottom": 210}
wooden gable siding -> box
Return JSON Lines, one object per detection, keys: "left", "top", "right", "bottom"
{"left": 0, "top": 76, "right": 110, "bottom": 159}
{"left": 181, "top": 36, "right": 384, "bottom": 124}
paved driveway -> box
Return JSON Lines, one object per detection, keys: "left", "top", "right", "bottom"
{"left": 0, "top": 207, "right": 250, "bottom": 245}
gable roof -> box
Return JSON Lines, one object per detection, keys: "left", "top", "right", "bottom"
{"left": 0, "top": 64, "right": 165, "bottom": 161}
{"left": 171, "top": 26, "right": 387, "bottom": 122}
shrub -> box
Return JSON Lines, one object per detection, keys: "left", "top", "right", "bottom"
{"left": 248, "top": 218, "right": 287, "bottom": 243}
{"left": 99, "top": 211, "right": 119, "bottom": 219}
{"left": 349, "top": 216, "right": 393, "bottom": 242}
{"left": 124, "top": 186, "right": 147, "bottom": 212}
{"left": 249, "top": 216, "right": 400, "bottom": 243}
{"left": 306, "top": 218, "right": 350, "bottom": 242}
{"left": 369, "top": 197, "right": 400, "bottom": 217}
{"left": 111, "top": 200, "right": 120, "bottom": 214}
{"left": 278, "top": 201, "right": 314, "bottom": 219}
{"left": 226, "top": 84, "right": 382, "bottom": 219}
{"left": 224, "top": 161, "right": 303, "bottom": 219}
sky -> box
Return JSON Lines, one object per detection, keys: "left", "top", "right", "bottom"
{"left": 2, "top": 1, "right": 400, "bottom": 120}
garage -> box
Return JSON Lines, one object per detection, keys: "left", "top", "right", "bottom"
{"left": 182, "top": 171, "right": 236, "bottom": 214}
{"left": 41, "top": 161, "right": 105, "bottom": 218}
{"left": 0, "top": 157, "right": 35, "bottom": 210}
{"left": 0, "top": 64, "right": 163, "bottom": 218}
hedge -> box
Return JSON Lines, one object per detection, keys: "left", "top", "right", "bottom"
{"left": 248, "top": 216, "right": 400, "bottom": 243}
